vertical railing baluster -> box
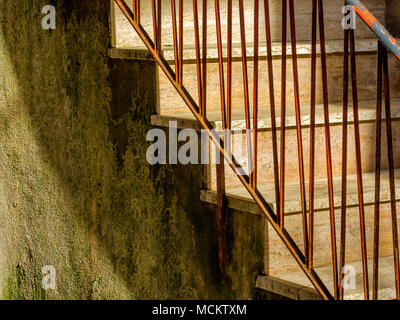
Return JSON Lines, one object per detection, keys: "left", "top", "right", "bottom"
{"left": 309, "top": 0, "right": 317, "bottom": 270}
{"left": 215, "top": 0, "right": 228, "bottom": 274}
{"left": 339, "top": 26, "right": 349, "bottom": 301}
{"left": 349, "top": 28, "right": 369, "bottom": 300}
{"left": 279, "top": 0, "right": 287, "bottom": 229}
{"left": 202, "top": 0, "right": 207, "bottom": 118}
{"left": 157, "top": 0, "right": 162, "bottom": 53}
{"left": 215, "top": 0, "right": 226, "bottom": 129}
{"left": 179, "top": 0, "right": 184, "bottom": 85}
{"left": 239, "top": 0, "right": 252, "bottom": 181}
{"left": 382, "top": 43, "right": 400, "bottom": 300}
{"left": 171, "top": 0, "right": 180, "bottom": 82}
{"left": 152, "top": 0, "right": 158, "bottom": 49}
{"left": 318, "top": 0, "right": 338, "bottom": 300}
{"left": 193, "top": 0, "right": 203, "bottom": 116}
{"left": 217, "top": 144, "right": 228, "bottom": 274}
{"left": 264, "top": 0, "right": 280, "bottom": 221}
{"left": 252, "top": 0, "right": 259, "bottom": 189}
{"left": 133, "top": 0, "right": 140, "bottom": 24}
{"left": 227, "top": 0, "right": 233, "bottom": 153}
{"left": 373, "top": 41, "right": 384, "bottom": 301}
{"left": 289, "top": 0, "right": 308, "bottom": 261}
{"left": 137, "top": 0, "right": 141, "bottom": 24}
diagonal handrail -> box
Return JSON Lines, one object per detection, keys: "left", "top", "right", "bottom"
{"left": 113, "top": 0, "right": 400, "bottom": 300}
{"left": 113, "top": 0, "right": 334, "bottom": 299}
{"left": 346, "top": 0, "right": 400, "bottom": 61}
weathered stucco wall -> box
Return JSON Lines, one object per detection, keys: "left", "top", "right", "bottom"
{"left": 0, "top": 0, "right": 265, "bottom": 300}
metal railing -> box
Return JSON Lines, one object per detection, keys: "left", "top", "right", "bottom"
{"left": 114, "top": 0, "right": 400, "bottom": 300}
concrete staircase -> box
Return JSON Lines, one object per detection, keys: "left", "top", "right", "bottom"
{"left": 113, "top": 0, "right": 400, "bottom": 299}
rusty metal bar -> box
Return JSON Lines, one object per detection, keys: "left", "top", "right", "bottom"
{"left": 227, "top": 0, "right": 232, "bottom": 129}
{"left": 134, "top": 0, "right": 140, "bottom": 24}
{"left": 238, "top": 0, "right": 252, "bottom": 181}
{"left": 178, "top": 0, "right": 183, "bottom": 84}
{"left": 318, "top": 0, "right": 338, "bottom": 300}
{"left": 382, "top": 43, "right": 400, "bottom": 300}
{"left": 214, "top": 0, "right": 228, "bottom": 276}
{"left": 202, "top": 0, "right": 207, "bottom": 118}
{"left": 193, "top": 0, "right": 203, "bottom": 115}
{"left": 157, "top": 0, "right": 162, "bottom": 53}
{"left": 252, "top": 0, "right": 259, "bottom": 189}
{"left": 264, "top": 0, "right": 280, "bottom": 222}
{"left": 215, "top": 0, "right": 227, "bottom": 130}
{"left": 171, "top": 0, "right": 180, "bottom": 82}
{"left": 308, "top": 0, "right": 317, "bottom": 270}
{"left": 227, "top": 0, "right": 233, "bottom": 154}
{"left": 339, "top": 27, "right": 349, "bottom": 301}
{"left": 152, "top": 0, "right": 158, "bottom": 49}
{"left": 217, "top": 143, "right": 229, "bottom": 274}
{"left": 114, "top": 0, "right": 334, "bottom": 299}
{"left": 373, "top": 41, "right": 383, "bottom": 301}
{"left": 279, "top": 0, "right": 287, "bottom": 229}
{"left": 349, "top": 28, "right": 369, "bottom": 300}
{"left": 289, "top": 0, "right": 308, "bottom": 262}
{"left": 152, "top": 0, "right": 162, "bottom": 53}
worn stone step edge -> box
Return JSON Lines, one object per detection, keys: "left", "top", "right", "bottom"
{"left": 261, "top": 256, "right": 400, "bottom": 300}
{"left": 200, "top": 169, "right": 400, "bottom": 215}
{"left": 255, "top": 275, "right": 322, "bottom": 300}
{"left": 151, "top": 98, "right": 400, "bottom": 131}
{"left": 108, "top": 48, "right": 154, "bottom": 61}
{"left": 255, "top": 274, "right": 396, "bottom": 300}
{"left": 109, "top": 38, "right": 379, "bottom": 62}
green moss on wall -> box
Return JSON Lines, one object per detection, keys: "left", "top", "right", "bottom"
{"left": 0, "top": 0, "right": 264, "bottom": 300}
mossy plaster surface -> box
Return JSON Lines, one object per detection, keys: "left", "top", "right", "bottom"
{"left": 0, "top": 0, "right": 263, "bottom": 300}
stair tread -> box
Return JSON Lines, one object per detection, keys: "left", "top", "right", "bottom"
{"left": 115, "top": 39, "right": 379, "bottom": 61}
{"left": 256, "top": 256, "right": 398, "bottom": 300}
{"left": 163, "top": 38, "right": 379, "bottom": 62}
{"left": 201, "top": 168, "right": 400, "bottom": 215}
{"left": 153, "top": 98, "right": 400, "bottom": 131}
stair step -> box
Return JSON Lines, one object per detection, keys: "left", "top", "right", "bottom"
{"left": 256, "top": 275, "right": 322, "bottom": 300}
{"left": 158, "top": 42, "right": 400, "bottom": 115}
{"left": 152, "top": 99, "right": 400, "bottom": 190}
{"left": 113, "top": 0, "right": 386, "bottom": 48}
{"left": 203, "top": 170, "right": 400, "bottom": 275}
{"left": 201, "top": 169, "right": 400, "bottom": 215}
{"left": 153, "top": 98, "right": 400, "bottom": 131}
{"left": 159, "top": 39, "right": 378, "bottom": 63}
{"left": 111, "top": 37, "right": 379, "bottom": 62}
{"left": 256, "top": 256, "right": 399, "bottom": 300}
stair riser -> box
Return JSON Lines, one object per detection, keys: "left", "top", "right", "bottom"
{"left": 158, "top": 53, "right": 400, "bottom": 115}
{"left": 265, "top": 202, "right": 400, "bottom": 276}
{"left": 114, "top": 0, "right": 385, "bottom": 48}
{"left": 208, "top": 121, "right": 400, "bottom": 189}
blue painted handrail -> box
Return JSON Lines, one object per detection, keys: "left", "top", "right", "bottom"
{"left": 346, "top": 0, "right": 400, "bottom": 61}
